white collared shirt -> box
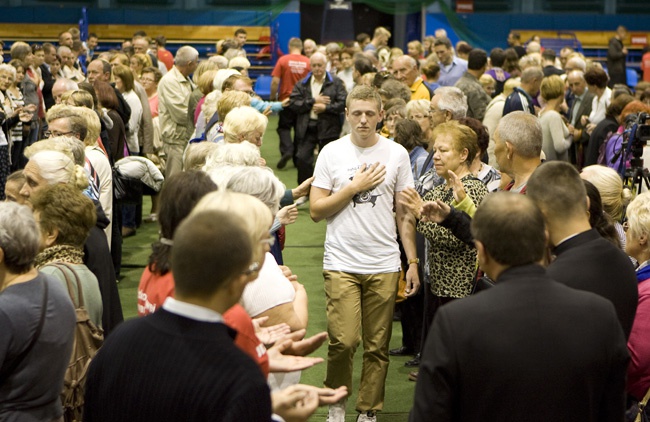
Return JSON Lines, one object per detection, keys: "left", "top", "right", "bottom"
{"left": 310, "top": 76, "right": 324, "bottom": 120}
{"left": 162, "top": 297, "right": 224, "bottom": 323}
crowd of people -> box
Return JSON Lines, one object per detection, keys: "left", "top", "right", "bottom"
{"left": 0, "top": 22, "right": 649, "bottom": 422}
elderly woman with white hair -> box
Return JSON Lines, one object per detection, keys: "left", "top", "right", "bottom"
{"left": 0, "top": 201, "right": 75, "bottom": 421}
{"left": 209, "top": 165, "right": 307, "bottom": 332}
{"left": 223, "top": 105, "right": 269, "bottom": 148}
{"left": 581, "top": 165, "right": 633, "bottom": 249}
{"left": 622, "top": 192, "right": 650, "bottom": 404}
{"left": 19, "top": 149, "right": 124, "bottom": 334}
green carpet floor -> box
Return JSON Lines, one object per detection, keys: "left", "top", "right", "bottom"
{"left": 118, "top": 115, "right": 415, "bottom": 421}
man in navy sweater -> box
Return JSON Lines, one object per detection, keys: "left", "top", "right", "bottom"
{"left": 84, "top": 210, "right": 275, "bottom": 421}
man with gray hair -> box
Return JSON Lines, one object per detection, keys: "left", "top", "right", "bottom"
{"left": 502, "top": 66, "right": 543, "bottom": 116}
{"left": 566, "top": 70, "right": 594, "bottom": 165}
{"left": 51, "top": 78, "right": 78, "bottom": 105}
{"left": 158, "top": 45, "right": 198, "bottom": 178}
{"left": 0, "top": 201, "right": 76, "bottom": 422}
{"left": 564, "top": 56, "right": 587, "bottom": 73}
{"left": 493, "top": 111, "right": 542, "bottom": 193}
{"left": 391, "top": 55, "right": 431, "bottom": 101}
{"left": 430, "top": 86, "right": 468, "bottom": 122}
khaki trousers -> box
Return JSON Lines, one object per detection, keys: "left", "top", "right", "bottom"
{"left": 163, "top": 143, "right": 185, "bottom": 179}
{"left": 323, "top": 270, "right": 399, "bottom": 412}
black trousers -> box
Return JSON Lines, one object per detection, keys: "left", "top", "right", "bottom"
{"left": 419, "top": 285, "right": 455, "bottom": 355}
{"left": 277, "top": 108, "right": 297, "bottom": 159}
{"left": 296, "top": 120, "right": 336, "bottom": 185}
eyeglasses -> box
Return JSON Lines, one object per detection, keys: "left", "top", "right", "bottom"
{"left": 623, "top": 221, "right": 629, "bottom": 232}
{"left": 44, "top": 130, "right": 75, "bottom": 138}
{"left": 140, "top": 77, "right": 156, "bottom": 83}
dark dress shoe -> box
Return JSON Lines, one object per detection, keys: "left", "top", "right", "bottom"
{"left": 405, "top": 353, "right": 421, "bottom": 367}
{"left": 276, "top": 154, "right": 292, "bottom": 169}
{"left": 408, "top": 371, "right": 418, "bottom": 381}
{"left": 389, "top": 346, "right": 415, "bottom": 356}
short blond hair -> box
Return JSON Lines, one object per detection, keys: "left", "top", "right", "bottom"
{"left": 432, "top": 121, "right": 478, "bottom": 165}
{"left": 223, "top": 106, "right": 268, "bottom": 144}
{"left": 626, "top": 191, "right": 650, "bottom": 240}
{"left": 581, "top": 165, "right": 632, "bottom": 221}
{"left": 215, "top": 90, "right": 251, "bottom": 123}
{"left": 540, "top": 75, "right": 565, "bottom": 101}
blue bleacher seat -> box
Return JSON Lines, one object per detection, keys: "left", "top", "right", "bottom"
{"left": 627, "top": 68, "right": 639, "bottom": 89}
{"left": 254, "top": 75, "right": 272, "bottom": 100}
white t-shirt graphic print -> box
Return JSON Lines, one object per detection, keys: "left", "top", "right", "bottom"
{"left": 312, "top": 135, "right": 414, "bottom": 274}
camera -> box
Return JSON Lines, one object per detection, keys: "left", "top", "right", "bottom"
{"left": 624, "top": 112, "right": 650, "bottom": 160}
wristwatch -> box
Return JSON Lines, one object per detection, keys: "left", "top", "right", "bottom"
{"left": 408, "top": 258, "right": 419, "bottom": 265}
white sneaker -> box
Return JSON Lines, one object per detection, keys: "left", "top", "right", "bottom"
{"left": 357, "top": 411, "right": 377, "bottom": 422}
{"left": 326, "top": 399, "right": 346, "bottom": 422}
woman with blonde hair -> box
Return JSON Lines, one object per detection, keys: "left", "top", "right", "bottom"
{"left": 539, "top": 75, "right": 572, "bottom": 162}
{"left": 223, "top": 105, "right": 268, "bottom": 148}
{"left": 229, "top": 56, "right": 251, "bottom": 77}
{"left": 198, "top": 90, "right": 251, "bottom": 144}
{"left": 188, "top": 61, "right": 219, "bottom": 126}
{"left": 581, "top": 164, "right": 632, "bottom": 247}
{"left": 112, "top": 65, "right": 142, "bottom": 154}
{"left": 129, "top": 53, "right": 152, "bottom": 80}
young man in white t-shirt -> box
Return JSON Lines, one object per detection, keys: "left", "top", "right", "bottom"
{"left": 310, "top": 85, "right": 420, "bottom": 422}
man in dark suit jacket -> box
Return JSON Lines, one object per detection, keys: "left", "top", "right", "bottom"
{"left": 410, "top": 192, "right": 629, "bottom": 422}
{"left": 41, "top": 43, "right": 57, "bottom": 110}
{"left": 566, "top": 70, "right": 595, "bottom": 167}
{"left": 527, "top": 161, "right": 638, "bottom": 338}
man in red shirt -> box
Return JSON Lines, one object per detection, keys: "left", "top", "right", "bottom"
{"left": 154, "top": 35, "right": 174, "bottom": 71}
{"left": 271, "top": 37, "right": 311, "bottom": 169}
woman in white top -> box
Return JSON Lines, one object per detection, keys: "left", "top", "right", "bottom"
{"left": 337, "top": 48, "right": 355, "bottom": 93}
{"left": 584, "top": 66, "right": 612, "bottom": 133}
{"left": 113, "top": 65, "right": 143, "bottom": 154}
{"left": 539, "top": 75, "right": 572, "bottom": 162}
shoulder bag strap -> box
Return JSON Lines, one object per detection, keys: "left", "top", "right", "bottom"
{"left": 0, "top": 278, "right": 48, "bottom": 383}
{"left": 49, "top": 262, "right": 85, "bottom": 308}
{"left": 636, "top": 386, "right": 650, "bottom": 422}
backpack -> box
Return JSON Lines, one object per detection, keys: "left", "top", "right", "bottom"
{"left": 598, "top": 130, "right": 626, "bottom": 172}
{"left": 48, "top": 263, "right": 104, "bottom": 422}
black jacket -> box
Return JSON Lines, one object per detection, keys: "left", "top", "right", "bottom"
{"left": 547, "top": 229, "right": 638, "bottom": 339}
{"left": 84, "top": 200, "right": 124, "bottom": 336}
{"left": 40, "top": 64, "right": 56, "bottom": 110}
{"left": 289, "top": 71, "right": 347, "bottom": 142}
{"left": 411, "top": 264, "right": 629, "bottom": 422}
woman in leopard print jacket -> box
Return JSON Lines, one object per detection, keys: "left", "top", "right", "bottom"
{"left": 417, "top": 121, "right": 488, "bottom": 300}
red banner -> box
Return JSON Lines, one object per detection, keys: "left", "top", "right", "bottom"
{"left": 456, "top": 0, "right": 474, "bottom": 13}
{"left": 630, "top": 33, "right": 648, "bottom": 46}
